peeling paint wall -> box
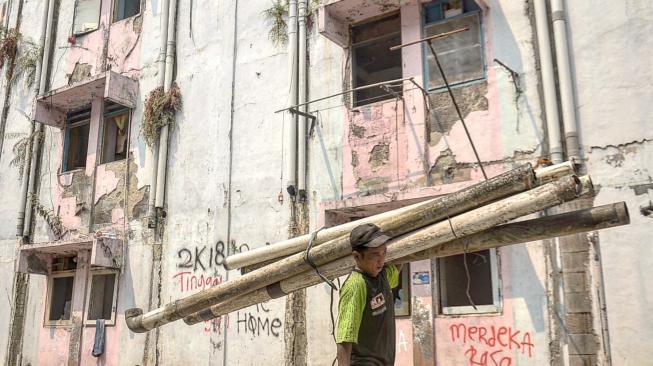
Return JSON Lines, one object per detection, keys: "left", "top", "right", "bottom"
{"left": 0, "top": 0, "right": 650, "bottom": 365}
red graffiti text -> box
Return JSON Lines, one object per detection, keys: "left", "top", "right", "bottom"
{"left": 449, "top": 323, "right": 535, "bottom": 366}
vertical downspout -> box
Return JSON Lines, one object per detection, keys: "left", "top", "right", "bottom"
{"left": 284, "top": 0, "right": 298, "bottom": 197}
{"left": 16, "top": 0, "right": 50, "bottom": 236}
{"left": 296, "top": 0, "right": 307, "bottom": 200}
{"left": 21, "top": 0, "right": 55, "bottom": 238}
{"left": 533, "top": 0, "right": 564, "bottom": 164}
{"left": 146, "top": 0, "right": 170, "bottom": 226}
{"left": 154, "top": 0, "right": 178, "bottom": 209}
{"left": 550, "top": 0, "right": 580, "bottom": 163}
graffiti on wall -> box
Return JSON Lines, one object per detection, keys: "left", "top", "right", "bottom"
{"left": 236, "top": 302, "right": 283, "bottom": 338}
{"left": 449, "top": 323, "right": 534, "bottom": 366}
{"left": 175, "top": 240, "right": 249, "bottom": 273}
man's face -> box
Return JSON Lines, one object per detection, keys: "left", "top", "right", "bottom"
{"left": 353, "top": 244, "right": 387, "bottom": 277}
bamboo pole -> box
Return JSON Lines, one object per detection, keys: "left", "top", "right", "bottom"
{"left": 224, "top": 163, "right": 574, "bottom": 270}
{"left": 185, "top": 199, "right": 626, "bottom": 324}
{"left": 126, "top": 174, "right": 582, "bottom": 332}
{"left": 126, "top": 164, "right": 535, "bottom": 332}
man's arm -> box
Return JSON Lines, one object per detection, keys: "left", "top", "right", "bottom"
{"left": 337, "top": 342, "right": 353, "bottom": 366}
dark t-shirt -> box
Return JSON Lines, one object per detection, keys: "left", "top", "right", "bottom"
{"left": 337, "top": 265, "right": 399, "bottom": 365}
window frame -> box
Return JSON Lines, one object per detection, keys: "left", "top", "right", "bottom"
{"left": 100, "top": 104, "right": 131, "bottom": 165}
{"left": 422, "top": 6, "right": 486, "bottom": 93}
{"left": 434, "top": 248, "right": 502, "bottom": 316}
{"left": 112, "top": 0, "right": 142, "bottom": 23}
{"left": 72, "top": 0, "right": 102, "bottom": 36}
{"left": 44, "top": 270, "right": 77, "bottom": 327}
{"left": 62, "top": 107, "right": 91, "bottom": 173}
{"left": 350, "top": 12, "right": 403, "bottom": 108}
{"left": 83, "top": 269, "right": 120, "bottom": 326}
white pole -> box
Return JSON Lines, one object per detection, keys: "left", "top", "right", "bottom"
{"left": 533, "top": 0, "right": 564, "bottom": 164}
{"left": 284, "top": 0, "right": 299, "bottom": 196}
{"left": 551, "top": 0, "right": 581, "bottom": 163}
{"left": 155, "top": 0, "right": 178, "bottom": 208}
{"left": 297, "top": 0, "right": 308, "bottom": 199}
{"left": 146, "top": 0, "right": 170, "bottom": 223}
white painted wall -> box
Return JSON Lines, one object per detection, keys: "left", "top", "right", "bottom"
{"left": 566, "top": 1, "right": 653, "bottom": 364}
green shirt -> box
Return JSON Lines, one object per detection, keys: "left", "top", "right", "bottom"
{"left": 336, "top": 264, "right": 400, "bottom": 344}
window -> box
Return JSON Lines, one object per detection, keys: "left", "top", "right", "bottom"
{"left": 393, "top": 263, "right": 411, "bottom": 316}
{"left": 45, "top": 256, "right": 77, "bottom": 326}
{"left": 63, "top": 107, "right": 91, "bottom": 172}
{"left": 85, "top": 271, "right": 119, "bottom": 325}
{"left": 101, "top": 102, "right": 131, "bottom": 164}
{"left": 436, "top": 248, "right": 500, "bottom": 315}
{"left": 351, "top": 13, "right": 403, "bottom": 107}
{"left": 113, "top": 0, "right": 140, "bottom": 22}
{"left": 424, "top": 0, "right": 484, "bottom": 90}
{"left": 73, "top": 0, "right": 101, "bottom": 35}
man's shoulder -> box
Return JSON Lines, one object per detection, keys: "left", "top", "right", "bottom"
{"left": 342, "top": 271, "right": 366, "bottom": 290}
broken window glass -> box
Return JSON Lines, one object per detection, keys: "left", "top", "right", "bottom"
{"left": 351, "top": 13, "right": 403, "bottom": 107}
{"left": 101, "top": 102, "right": 130, "bottom": 164}
{"left": 114, "top": 0, "right": 140, "bottom": 22}
{"left": 87, "top": 272, "right": 117, "bottom": 322}
{"left": 63, "top": 107, "right": 91, "bottom": 172}
{"left": 73, "top": 0, "right": 101, "bottom": 35}
{"left": 437, "top": 249, "right": 499, "bottom": 314}
{"left": 424, "top": 1, "right": 484, "bottom": 90}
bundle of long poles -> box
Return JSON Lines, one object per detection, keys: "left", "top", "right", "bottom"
{"left": 125, "top": 162, "right": 629, "bottom": 333}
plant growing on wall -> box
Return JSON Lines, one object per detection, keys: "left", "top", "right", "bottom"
{"left": 29, "top": 193, "right": 64, "bottom": 238}
{"left": 263, "top": 0, "right": 321, "bottom": 47}
{"left": 141, "top": 83, "right": 183, "bottom": 147}
{"left": 7, "top": 126, "right": 43, "bottom": 181}
{"left": 0, "top": 28, "right": 20, "bottom": 70}
{"left": 13, "top": 39, "right": 41, "bottom": 88}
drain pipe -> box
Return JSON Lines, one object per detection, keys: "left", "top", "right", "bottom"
{"left": 297, "top": 0, "right": 307, "bottom": 200}
{"left": 20, "top": 0, "right": 55, "bottom": 237}
{"left": 154, "top": 0, "right": 178, "bottom": 210}
{"left": 284, "top": 0, "right": 298, "bottom": 197}
{"left": 533, "top": 0, "right": 563, "bottom": 164}
{"left": 550, "top": 0, "right": 580, "bottom": 163}
{"left": 146, "top": 0, "right": 170, "bottom": 225}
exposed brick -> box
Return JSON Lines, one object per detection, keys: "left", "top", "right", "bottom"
{"left": 566, "top": 292, "right": 592, "bottom": 313}
{"left": 568, "top": 334, "right": 598, "bottom": 355}
{"left": 562, "top": 251, "right": 589, "bottom": 272}
{"left": 565, "top": 313, "right": 592, "bottom": 333}
{"left": 564, "top": 272, "right": 588, "bottom": 293}
{"left": 568, "top": 355, "right": 597, "bottom": 366}
{"left": 559, "top": 235, "right": 591, "bottom": 253}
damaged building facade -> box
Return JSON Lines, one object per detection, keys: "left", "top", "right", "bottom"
{"left": 0, "top": 0, "right": 650, "bottom": 365}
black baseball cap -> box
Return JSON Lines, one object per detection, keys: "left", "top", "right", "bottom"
{"left": 349, "top": 224, "right": 392, "bottom": 250}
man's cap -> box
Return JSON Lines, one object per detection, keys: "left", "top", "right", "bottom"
{"left": 349, "top": 224, "right": 392, "bottom": 250}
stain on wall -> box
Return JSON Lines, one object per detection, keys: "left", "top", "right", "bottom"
{"left": 429, "top": 82, "right": 488, "bottom": 146}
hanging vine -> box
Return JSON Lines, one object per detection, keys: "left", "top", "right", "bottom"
{"left": 7, "top": 126, "right": 43, "bottom": 181}
{"left": 29, "top": 193, "right": 64, "bottom": 238}
{"left": 0, "top": 28, "right": 20, "bottom": 70}
{"left": 14, "top": 39, "right": 41, "bottom": 87}
{"left": 141, "top": 83, "right": 183, "bottom": 147}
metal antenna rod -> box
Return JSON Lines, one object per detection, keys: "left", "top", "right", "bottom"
{"left": 426, "top": 40, "right": 488, "bottom": 181}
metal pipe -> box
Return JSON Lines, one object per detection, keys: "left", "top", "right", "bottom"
{"left": 551, "top": 0, "right": 580, "bottom": 163}
{"left": 296, "top": 0, "right": 307, "bottom": 199}
{"left": 155, "top": 0, "right": 177, "bottom": 208}
{"left": 146, "top": 0, "right": 170, "bottom": 224}
{"left": 284, "top": 0, "right": 299, "bottom": 196}
{"left": 275, "top": 76, "right": 413, "bottom": 114}
{"left": 16, "top": 0, "right": 51, "bottom": 236}
{"left": 533, "top": 0, "right": 564, "bottom": 164}
{"left": 22, "top": 0, "right": 55, "bottom": 238}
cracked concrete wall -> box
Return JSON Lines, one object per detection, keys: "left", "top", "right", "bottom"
{"left": 566, "top": 1, "right": 653, "bottom": 364}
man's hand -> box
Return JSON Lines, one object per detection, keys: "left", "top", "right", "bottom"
{"left": 336, "top": 343, "right": 352, "bottom": 366}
